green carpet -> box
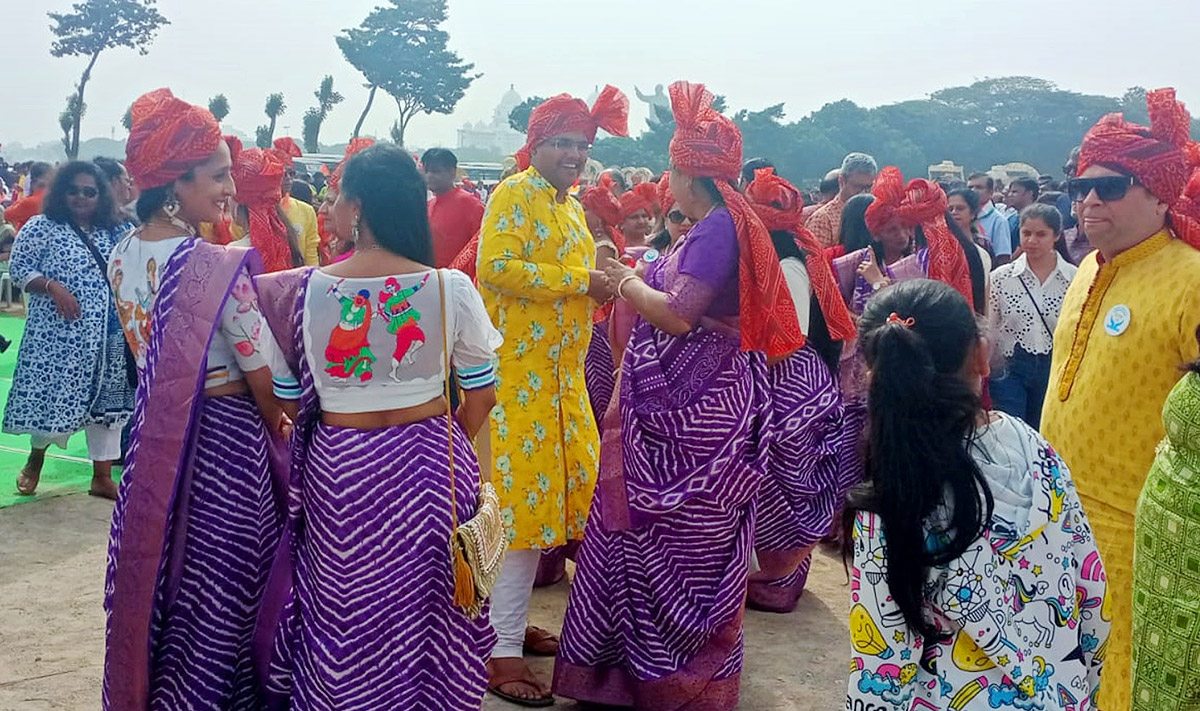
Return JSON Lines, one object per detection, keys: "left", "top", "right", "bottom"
{"left": 0, "top": 312, "right": 111, "bottom": 509}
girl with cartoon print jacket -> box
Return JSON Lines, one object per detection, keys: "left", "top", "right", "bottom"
{"left": 844, "top": 279, "right": 1109, "bottom": 711}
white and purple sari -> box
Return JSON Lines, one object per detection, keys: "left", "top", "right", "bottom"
{"left": 253, "top": 268, "right": 496, "bottom": 711}
{"left": 555, "top": 208, "right": 771, "bottom": 711}
{"left": 103, "top": 240, "right": 286, "bottom": 711}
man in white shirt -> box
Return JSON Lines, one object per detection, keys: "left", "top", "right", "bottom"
{"left": 968, "top": 172, "right": 1014, "bottom": 265}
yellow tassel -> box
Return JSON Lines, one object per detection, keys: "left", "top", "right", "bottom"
{"left": 452, "top": 544, "right": 476, "bottom": 609}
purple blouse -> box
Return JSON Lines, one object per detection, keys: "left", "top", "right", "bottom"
{"left": 648, "top": 207, "right": 739, "bottom": 324}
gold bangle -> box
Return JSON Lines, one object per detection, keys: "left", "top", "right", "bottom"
{"left": 617, "top": 274, "right": 640, "bottom": 300}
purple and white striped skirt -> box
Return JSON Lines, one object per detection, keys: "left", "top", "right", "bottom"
{"left": 272, "top": 417, "right": 496, "bottom": 711}
{"left": 104, "top": 393, "right": 280, "bottom": 711}
{"left": 748, "top": 347, "right": 845, "bottom": 613}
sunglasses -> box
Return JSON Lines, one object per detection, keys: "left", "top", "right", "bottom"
{"left": 546, "top": 138, "right": 592, "bottom": 153}
{"left": 667, "top": 210, "right": 689, "bottom": 225}
{"left": 67, "top": 186, "right": 99, "bottom": 199}
{"left": 1066, "top": 175, "right": 1137, "bottom": 203}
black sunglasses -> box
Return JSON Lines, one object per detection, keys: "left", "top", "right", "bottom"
{"left": 67, "top": 186, "right": 99, "bottom": 199}
{"left": 1066, "top": 175, "right": 1137, "bottom": 203}
{"left": 667, "top": 210, "right": 689, "bottom": 225}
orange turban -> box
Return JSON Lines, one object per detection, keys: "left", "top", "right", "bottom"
{"left": 581, "top": 186, "right": 622, "bottom": 235}
{"left": 125, "top": 88, "right": 221, "bottom": 191}
{"left": 515, "top": 86, "right": 630, "bottom": 171}
{"left": 657, "top": 172, "right": 675, "bottom": 214}
{"left": 617, "top": 189, "right": 654, "bottom": 221}
{"left": 867, "top": 167, "right": 975, "bottom": 310}
{"left": 667, "top": 81, "right": 802, "bottom": 359}
{"left": 232, "top": 148, "right": 294, "bottom": 272}
{"left": 1079, "top": 88, "right": 1200, "bottom": 248}
{"left": 272, "top": 137, "right": 302, "bottom": 167}
{"left": 328, "top": 138, "right": 375, "bottom": 194}
{"left": 744, "top": 167, "right": 856, "bottom": 344}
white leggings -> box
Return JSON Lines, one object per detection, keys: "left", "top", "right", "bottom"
{"left": 489, "top": 548, "right": 540, "bottom": 659}
{"left": 30, "top": 424, "right": 123, "bottom": 462}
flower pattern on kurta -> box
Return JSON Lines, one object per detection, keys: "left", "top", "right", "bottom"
{"left": 477, "top": 167, "right": 598, "bottom": 550}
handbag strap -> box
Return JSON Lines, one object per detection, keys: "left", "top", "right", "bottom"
{"left": 1016, "top": 271, "right": 1055, "bottom": 340}
{"left": 438, "top": 269, "right": 460, "bottom": 532}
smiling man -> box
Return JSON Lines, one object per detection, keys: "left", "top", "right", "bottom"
{"left": 1041, "top": 88, "right": 1200, "bottom": 711}
{"left": 476, "top": 87, "right": 628, "bottom": 707}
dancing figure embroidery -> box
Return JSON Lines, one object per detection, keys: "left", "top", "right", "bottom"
{"left": 378, "top": 273, "right": 430, "bottom": 381}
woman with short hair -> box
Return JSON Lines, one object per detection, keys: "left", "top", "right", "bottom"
{"left": 4, "top": 160, "right": 134, "bottom": 498}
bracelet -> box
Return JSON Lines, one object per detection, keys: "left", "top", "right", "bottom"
{"left": 616, "top": 274, "right": 640, "bottom": 300}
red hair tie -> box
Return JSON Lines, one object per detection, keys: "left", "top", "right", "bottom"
{"left": 887, "top": 312, "right": 915, "bottom": 328}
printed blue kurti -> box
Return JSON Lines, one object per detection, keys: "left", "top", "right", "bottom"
{"left": 3, "top": 215, "right": 134, "bottom": 438}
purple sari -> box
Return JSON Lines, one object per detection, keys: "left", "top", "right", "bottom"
{"left": 102, "top": 240, "right": 286, "bottom": 711}
{"left": 747, "top": 346, "right": 845, "bottom": 612}
{"left": 253, "top": 269, "right": 495, "bottom": 711}
{"left": 555, "top": 209, "right": 770, "bottom": 711}
{"left": 828, "top": 246, "right": 930, "bottom": 530}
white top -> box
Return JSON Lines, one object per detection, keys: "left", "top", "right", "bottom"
{"left": 108, "top": 235, "right": 291, "bottom": 389}
{"left": 780, "top": 257, "right": 811, "bottom": 336}
{"left": 302, "top": 268, "right": 502, "bottom": 413}
{"left": 987, "top": 253, "right": 1077, "bottom": 359}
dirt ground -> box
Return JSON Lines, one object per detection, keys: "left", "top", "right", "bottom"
{"left": 0, "top": 494, "right": 852, "bottom": 710}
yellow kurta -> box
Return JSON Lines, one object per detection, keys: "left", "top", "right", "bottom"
{"left": 1042, "top": 230, "right": 1200, "bottom": 710}
{"left": 280, "top": 196, "right": 321, "bottom": 266}
{"left": 477, "top": 167, "right": 598, "bottom": 550}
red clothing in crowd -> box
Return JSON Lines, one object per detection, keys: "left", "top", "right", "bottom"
{"left": 428, "top": 186, "right": 485, "bottom": 268}
{"left": 4, "top": 190, "right": 45, "bottom": 231}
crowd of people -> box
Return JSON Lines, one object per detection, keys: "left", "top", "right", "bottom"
{"left": 0, "top": 81, "right": 1198, "bottom": 711}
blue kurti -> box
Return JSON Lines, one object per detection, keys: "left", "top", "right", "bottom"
{"left": 3, "top": 215, "right": 134, "bottom": 438}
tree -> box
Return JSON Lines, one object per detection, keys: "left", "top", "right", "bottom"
{"left": 302, "top": 76, "right": 344, "bottom": 152}
{"left": 208, "top": 94, "right": 230, "bottom": 122}
{"left": 389, "top": 120, "right": 403, "bottom": 146}
{"left": 508, "top": 97, "right": 545, "bottom": 134}
{"left": 121, "top": 105, "right": 132, "bottom": 132}
{"left": 48, "top": 0, "right": 168, "bottom": 159}
{"left": 337, "top": 0, "right": 479, "bottom": 146}
{"left": 255, "top": 93, "right": 286, "bottom": 149}
{"left": 60, "top": 94, "right": 86, "bottom": 156}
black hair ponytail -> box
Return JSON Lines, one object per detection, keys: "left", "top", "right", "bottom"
{"left": 845, "top": 279, "right": 993, "bottom": 639}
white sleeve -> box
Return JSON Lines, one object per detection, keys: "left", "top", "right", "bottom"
{"left": 448, "top": 269, "right": 503, "bottom": 390}
{"left": 780, "top": 257, "right": 811, "bottom": 336}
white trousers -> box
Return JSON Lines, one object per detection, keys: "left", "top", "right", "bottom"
{"left": 489, "top": 548, "right": 540, "bottom": 659}
{"left": 30, "top": 424, "right": 122, "bottom": 462}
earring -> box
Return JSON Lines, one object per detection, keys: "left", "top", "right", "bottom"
{"left": 352, "top": 216, "right": 361, "bottom": 241}
{"left": 163, "top": 194, "right": 180, "bottom": 218}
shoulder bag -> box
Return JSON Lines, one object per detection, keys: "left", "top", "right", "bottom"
{"left": 438, "top": 269, "right": 506, "bottom": 618}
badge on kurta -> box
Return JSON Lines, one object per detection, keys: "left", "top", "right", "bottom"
{"left": 1104, "top": 304, "right": 1131, "bottom": 337}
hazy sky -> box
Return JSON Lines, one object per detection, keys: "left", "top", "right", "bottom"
{"left": 3, "top": 0, "right": 1199, "bottom": 152}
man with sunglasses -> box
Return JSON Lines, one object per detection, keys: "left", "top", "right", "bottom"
{"left": 476, "top": 87, "right": 628, "bottom": 707}
{"left": 1041, "top": 87, "right": 1200, "bottom": 711}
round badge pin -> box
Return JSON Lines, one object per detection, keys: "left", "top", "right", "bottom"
{"left": 1104, "top": 304, "right": 1131, "bottom": 337}
{"left": 642, "top": 248, "right": 661, "bottom": 263}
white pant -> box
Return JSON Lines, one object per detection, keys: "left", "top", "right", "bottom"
{"left": 31, "top": 424, "right": 122, "bottom": 462}
{"left": 489, "top": 548, "right": 540, "bottom": 659}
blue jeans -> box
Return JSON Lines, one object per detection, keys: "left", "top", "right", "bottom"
{"left": 989, "top": 344, "right": 1052, "bottom": 428}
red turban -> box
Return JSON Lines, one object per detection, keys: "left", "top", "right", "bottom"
{"left": 632, "top": 181, "right": 660, "bottom": 217}
{"left": 232, "top": 148, "right": 294, "bottom": 272}
{"left": 581, "top": 186, "right": 622, "bottom": 236}
{"left": 867, "top": 167, "right": 975, "bottom": 310}
{"left": 515, "top": 85, "right": 630, "bottom": 171}
{"left": 272, "top": 137, "right": 303, "bottom": 167}
{"left": 1079, "top": 88, "right": 1200, "bottom": 249}
{"left": 744, "top": 167, "right": 856, "bottom": 344}
{"left": 125, "top": 88, "right": 222, "bottom": 191}
{"left": 617, "top": 189, "right": 654, "bottom": 221}
{"left": 667, "top": 81, "right": 802, "bottom": 359}
{"left": 328, "top": 138, "right": 375, "bottom": 193}
{"left": 657, "top": 172, "right": 675, "bottom": 214}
